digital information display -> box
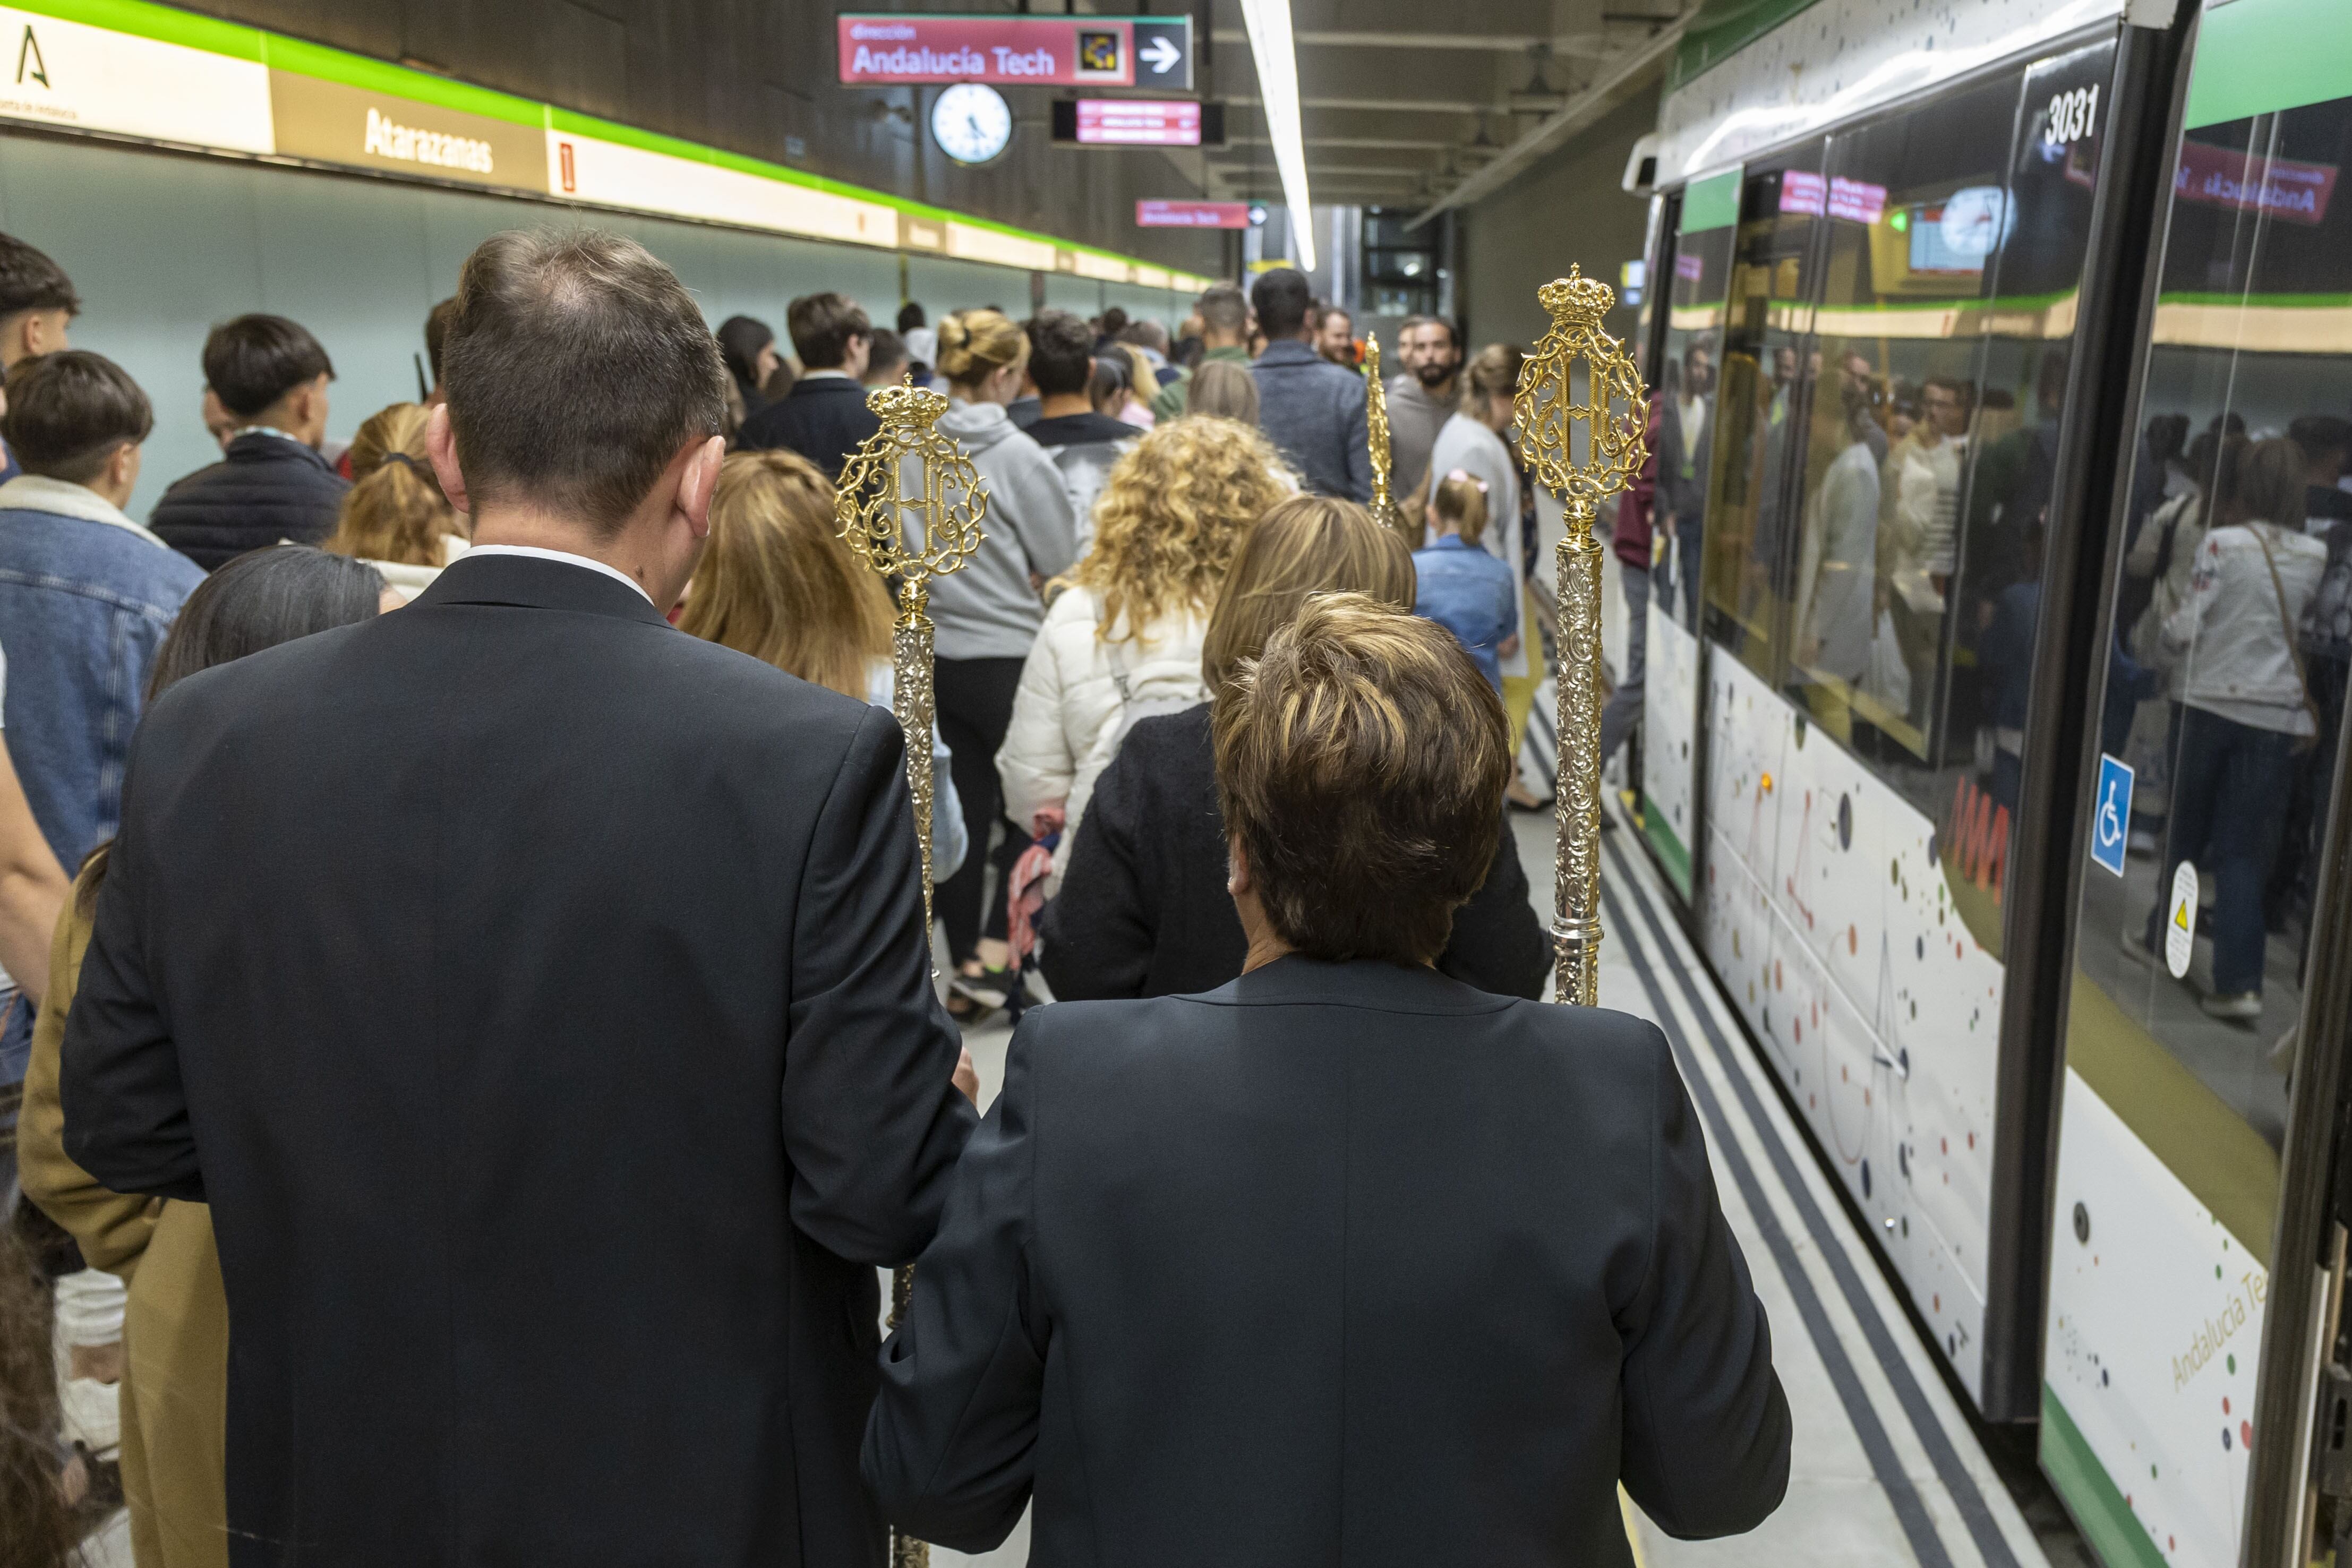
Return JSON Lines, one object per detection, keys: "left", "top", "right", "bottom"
{"left": 1054, "top": 99, "right": 1224, "bottom": 147}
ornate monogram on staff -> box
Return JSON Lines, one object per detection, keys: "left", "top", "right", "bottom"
{"left": 1514, "top": 268, "right": 1647, "bottom": 1008}
{"left": 833, "top": 382, "right": 988, "bottom": 1568}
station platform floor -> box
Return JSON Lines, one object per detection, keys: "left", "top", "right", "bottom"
{"left": 936, "top": 798, "right": 2097, "bottom": 1568}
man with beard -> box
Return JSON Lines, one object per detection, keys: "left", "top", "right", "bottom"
{"left": 1387, "top": 314, "right": 1461, "bottom": 503}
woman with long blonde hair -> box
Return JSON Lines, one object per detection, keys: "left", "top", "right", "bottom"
{"left": 680, "top": 448, "right": 967, "bottom": 880}
{"left": 322, "top": 403, "right": 468, "bottom": 598}
{"left": 1037, "top": 494, "right": 1548, "bottom": 1003}
{"left": 996, "top": 414, "right": 1290, "bottom": 899}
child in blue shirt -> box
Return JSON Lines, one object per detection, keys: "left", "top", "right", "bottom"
{"left": 1413, "top": 468, "right": 1519, "bottom": 692}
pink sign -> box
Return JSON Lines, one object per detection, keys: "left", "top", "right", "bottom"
{"left": 1078, "top": 100, "right": 1201, "bottom": 146}
{"left": 1828, "top": 176, "right": 1888, "bottom": 224}
{"left": 838, "top": 15, "right": 1190, "bottom": 87}
{"left": 1675, "top": 252, "right": 1705, "bottom": 282}
{"left": 1778, "top": 170, "right": 1827, "bottom": 217}
{"left": 1137, "top": 200, "right": 1250, "bottom": 229}
{"left": 2174, "top": 139, "right": 2337, "bottom": 227}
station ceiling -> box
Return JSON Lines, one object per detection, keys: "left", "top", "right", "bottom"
{"left": 1201, "top": 0, "right": 1690, "bottom": 208}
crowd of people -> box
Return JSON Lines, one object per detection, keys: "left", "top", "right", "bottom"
{"left": 0, "top": 222, "right": 1787, "bottom": 1565}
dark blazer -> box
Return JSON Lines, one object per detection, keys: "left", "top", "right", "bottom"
{"left": 865, "top": 957, "right": 1791, "bottom": 1560}
{"left": 61, "top": 553, "right": 977, "bottom": 1566}
{"left": 737, "top": 373, "right": 884, "bottom": 480}
{"left": 1039, "top": 704, "right": 1550, "bottom": 1001}
{"left": 149, "top": 432, "right": 348, "bottom": 570}
{"left": 1252, "top": 339, "right": 1372, "bottom": 501}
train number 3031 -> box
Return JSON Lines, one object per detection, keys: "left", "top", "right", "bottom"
{"left": 2045, "top": 85, "right": 2099, "bottom": 148}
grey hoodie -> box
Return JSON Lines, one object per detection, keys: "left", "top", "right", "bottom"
{"left": 917, "top": 401, "right": 1081, "bottom": 661}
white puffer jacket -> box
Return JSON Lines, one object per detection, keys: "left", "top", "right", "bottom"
{"left": 996, "top": 584, "right": 1211, "bottom": 888}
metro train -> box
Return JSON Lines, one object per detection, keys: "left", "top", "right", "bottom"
{"left": 1618, "top": 0, "right": 2352, "bottom": 1560}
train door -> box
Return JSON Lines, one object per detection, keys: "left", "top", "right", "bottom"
{"left": 2040, "top": 0, "right": 2352, "bottom": 1559}
{"left": 1640, "top": 170, "right": 1739, "bottom": 899}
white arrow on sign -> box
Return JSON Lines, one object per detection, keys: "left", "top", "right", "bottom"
{"left": 1142, "top": 36, "right": 1183, "bottom": 73}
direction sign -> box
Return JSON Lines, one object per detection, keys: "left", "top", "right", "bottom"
{"left": 1138, "top": 199, "right": 1252, "bottom": 229}
{"left": 837, "top": 15, "right": 1193, "bottom": 90}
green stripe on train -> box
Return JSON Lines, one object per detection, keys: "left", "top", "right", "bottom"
{"left": 2039, "top": 1386, "right": 2168, "bottom": 1568}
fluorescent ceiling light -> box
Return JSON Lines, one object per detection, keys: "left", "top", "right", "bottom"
{"left": 1237, "top": 0, "right": 1315, "bottom": 273}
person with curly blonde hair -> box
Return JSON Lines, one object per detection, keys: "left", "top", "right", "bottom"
{"left": 995, "top": 414, "right": 1290, "bottom": 898}
{"left": 321, "top": 402, "right": 469, "bottom": 598}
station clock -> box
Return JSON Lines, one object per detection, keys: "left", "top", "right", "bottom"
{"left": 931, "top": 83, "right": 1013, "bottom": 167}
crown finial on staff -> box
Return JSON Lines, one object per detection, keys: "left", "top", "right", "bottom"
{"left": 1512, "top": 266, "right": 1649, "bottom": 1009}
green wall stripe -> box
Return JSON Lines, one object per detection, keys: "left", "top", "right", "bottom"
{"left": 10, "top": 0, "right": 1201, "bottom": 287}
{"left": 2038, "top": 1387, "right": 2170, "bottom": 1568}
{"left": 6, "top": 0, "right": 260, "bottom": 61}
{"left": 1682, "top": 168, "right": 1743, "bottom": 234}
{"left": 2185, "top": 0, "right": 2352, "bottom": 129}
{"left": 261, "top": 36, "right": 547, "bottom": 130}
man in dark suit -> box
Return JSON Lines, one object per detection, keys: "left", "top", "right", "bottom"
{"left": 1248, "top": 267, "right": 1371, "bottom": 501}
{"left": 63, "top": 229, "right": 979, "bottom": 1566}
{"left": 738, "top": 289, "right": 883, "bottom": 481}
{"left": 867, "top": 595, "right": 1789, "bottom": 1562}
{"left": 149, "top": 314, "right": 348, "bottom": 569}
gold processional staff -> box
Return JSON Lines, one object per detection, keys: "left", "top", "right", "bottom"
{"left": 834, "top": 380, "right": 988, "bottom": 1568}
{"left": 1363, "top": 330, "right": 1406, "bottom": 543}
{"left": 1514, "top": 268, "right": 1648, "bottom": 1007}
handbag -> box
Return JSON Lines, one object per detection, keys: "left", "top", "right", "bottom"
{"left": 2252, "top": 525, "right": 2323, "bottom": 753}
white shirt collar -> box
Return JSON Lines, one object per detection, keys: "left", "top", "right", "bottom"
{"left": 798, "top": 368, "right": 851, "bottom": 381}
{"left": 0, "top": 474, "right": 173, "bottom": 549}
{"left": 232, "top": 425, "right": 311, "bottom": 447}
{"left": 463, "top": 544, "right": 656, "bottom": 605}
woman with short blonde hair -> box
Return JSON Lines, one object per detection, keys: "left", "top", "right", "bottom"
{"left": 323, "top": 402, "right": 469, "bottom": 597}
{"left": 1040, "top": 494, "right": 1546, "bottom": 1002}
{"left": 870, "top": 594, "right": 1788, "bottom": 1556}
{"left": 680, "top": 448, "right": 967, "bottom": 880}
{"left": 997, "top": 416, "right": 1288, "bottom": 902}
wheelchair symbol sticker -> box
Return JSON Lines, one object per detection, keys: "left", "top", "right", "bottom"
{"left": 2090, "top": 754, "right": 2132, "bottom": 878}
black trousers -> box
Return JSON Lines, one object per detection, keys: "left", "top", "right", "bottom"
{"left": 934, "top": 656, "right": 1031, "bottom": 964}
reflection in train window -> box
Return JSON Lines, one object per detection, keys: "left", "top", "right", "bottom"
{"left": 1656, "top": 216, "right": 1733, "bottom": 634}
{"left": 2069, "top": 81, "right": 2352, "bottom": 1197}
{"left": 1776, "top": 42, "right": 2114, "bottom": 915}
{"left": 1700, "top": 148, "right": 1824, "bottom": 681}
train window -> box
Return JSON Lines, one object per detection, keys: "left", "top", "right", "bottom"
{"left": 1656, "top": 186, "right": 1735, "bottom": 635}
{"left": 1778, "top": 42, "right": 2115, "bottom": 877}
{"left": 1699, "top": 147, "right": 1826, "bottom": 680}
{"left": 2069, "top": 58, "right": 2352, "bottom": 1171}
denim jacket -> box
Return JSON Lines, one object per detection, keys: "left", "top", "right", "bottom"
{"left": 0, "top": 475, "right": 205, "bottom": 870}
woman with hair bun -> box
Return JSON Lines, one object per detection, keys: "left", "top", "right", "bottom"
{"left": 322, "top": 403, "right": 469, "bottom": 600}
{"left": 927, "top": 309, "right": 1081, "bottom": 1013}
